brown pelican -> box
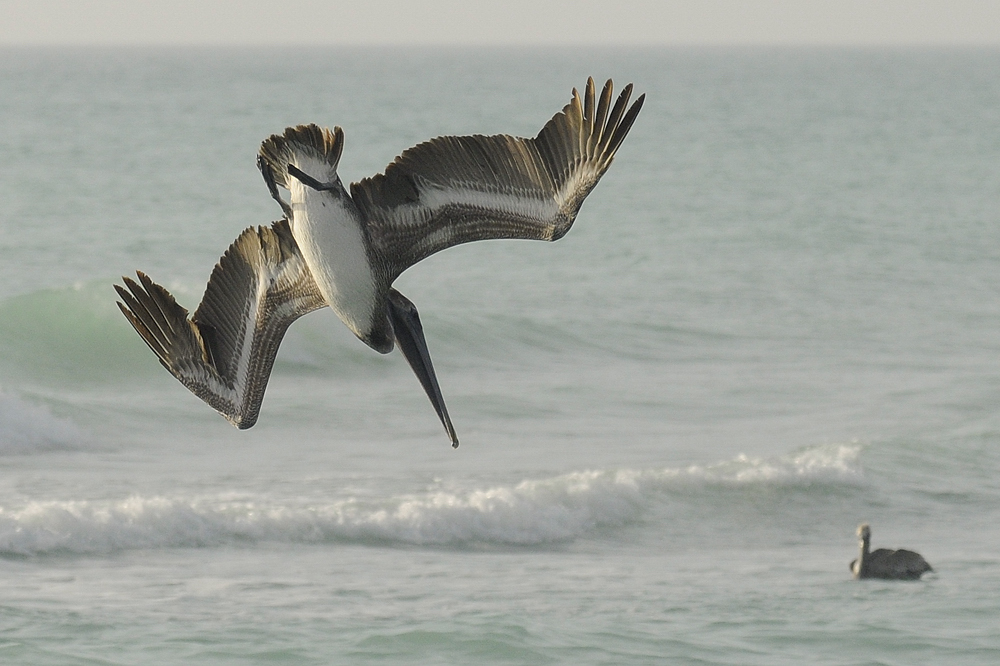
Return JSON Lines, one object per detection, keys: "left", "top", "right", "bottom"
{"left": 850, "top": 523, "right": 933, "bottom": 580}
{"left": 115, "top": 78, "right": 644, "bottom": 447}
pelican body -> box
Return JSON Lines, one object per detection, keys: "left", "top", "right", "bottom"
{"left": 115, "top": 79, "right": 644, "bottom": 446}
{"left": 850, "top": 523, "right": 932, "bottom": 580}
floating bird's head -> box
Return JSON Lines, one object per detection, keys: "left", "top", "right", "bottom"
{"left": 857, "top": 523, "right": 871, "bottom": 543}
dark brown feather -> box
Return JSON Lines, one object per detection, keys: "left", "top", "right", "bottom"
{"left": 116, "top": 220, "right": 326, "bottom": 429}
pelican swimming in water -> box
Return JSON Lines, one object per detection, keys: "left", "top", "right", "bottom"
{"left": 115, "top": 78, "right": 644, "bottom": 447}
{"left": 850, "top": 523, "right": 933, "bottom": 580}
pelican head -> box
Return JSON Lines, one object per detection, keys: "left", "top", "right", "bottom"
{"left": 857, "top": 523, "right": 871, "bottom": 542}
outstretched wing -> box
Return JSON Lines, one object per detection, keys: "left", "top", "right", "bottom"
{"left": 115, "top": 219, "right": 327, "bottom": 428}
{"left": 350, "top": 78, "right": 645, "bottom": 279}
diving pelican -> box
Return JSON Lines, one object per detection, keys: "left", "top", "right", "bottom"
{"left": 115, "top": 78, "right": 644, "bottom": 447}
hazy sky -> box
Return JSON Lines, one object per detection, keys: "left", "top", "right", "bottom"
{"left": 2, "top": 0, "right": 999, "bottom": 46}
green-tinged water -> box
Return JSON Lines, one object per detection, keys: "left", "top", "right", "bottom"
{"left": 1, "top": 47, "right": 999, "bottom": 664}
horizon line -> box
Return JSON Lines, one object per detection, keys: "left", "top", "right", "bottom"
{"left": 3, "top": 40, "right": 1000, "bottom": 48}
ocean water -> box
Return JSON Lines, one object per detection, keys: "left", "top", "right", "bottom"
{"left": 0, "top": 46, "right": 999, "bottom": 664}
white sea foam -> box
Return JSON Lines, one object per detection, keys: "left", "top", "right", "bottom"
{"left": 678, "top": 441, "right": 864, "bottom": 485}
{"left": 0, "top": 443, "right": 863, "bottom": 556}
{"left": 0, "top": 391, "right": 85, "bottom": 454}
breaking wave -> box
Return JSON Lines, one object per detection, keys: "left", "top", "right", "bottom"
{"left": 0, "top": 391, "right": 85, "bottom": 453}
{"left": 0, "top": 443, "right": 862, "bottom": 556}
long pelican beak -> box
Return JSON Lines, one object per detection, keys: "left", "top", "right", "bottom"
{"left": 256, "top": 156, "right": 292, "bottom": 218}
{"left": 388, "top": 289, "right": 459, "bottom": 448}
